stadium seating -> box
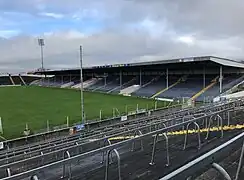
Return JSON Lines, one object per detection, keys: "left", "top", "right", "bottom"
{"left": 133, "top": 75, "right": 166, "bottom": 97}
{"left": 61, "top": 82, "right": 74, "bottom": 88}
{"left": 92, "top": 76, "right": 136, "bottom": 93}
{"left": 24, "top": 72, "right": 244, "bottom": 102}
{"left": 158, "top": 75, "right": 204, "bottom": 99}
{"left": 93, "top": 76, "right": 119, "bottom": 92}
{"left": 0, "top": 76, "right": 12, "bottom": 85}
{"left": 22, "top": 76, "right": 40, "bottom": 85}
{"left": 197, "top": 74, "right": 244, "bottom": 101}
{"left": 83, "top": 78, "right": 101, "bottom": 89}
{"left": 39, "top": 80, "right": 63, "bottom": 87}
{"left": 110, "top": 76, "right": 136, "bottom": 93}
{"left": 71, "top": 82, "right": 82, "bottom": 89}
{"left": 119, "top": 85, "right": 141, "bottom": 95}
{"left": 85, "top": 78, "right": 105, "bottom": 91}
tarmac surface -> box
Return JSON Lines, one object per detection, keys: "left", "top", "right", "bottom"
{"left": 34, "top": 130, "right": 242, "bottom": 180}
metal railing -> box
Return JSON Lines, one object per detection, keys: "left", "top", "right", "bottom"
{"left": 0, "top": 99, "right": 242, "bottom": 180}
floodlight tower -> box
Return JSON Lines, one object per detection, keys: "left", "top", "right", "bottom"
{"left": 38, "top": 38, "right": 45, "bottom": 78}
{"left": 79, "top": 46, "right": 85, "bottom": 123}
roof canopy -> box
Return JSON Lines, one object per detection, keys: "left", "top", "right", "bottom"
{"left": 37, "top": 56, "right": 244, "bottom": 74}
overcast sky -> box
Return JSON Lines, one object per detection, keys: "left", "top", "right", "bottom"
{"left": 0, "top": 0, "right": 244, "bottom": 73}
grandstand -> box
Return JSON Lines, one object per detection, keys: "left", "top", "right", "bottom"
{"left": 31, "top": 56, "right": 244, "bottom": 102}
{"left": 0, "top": 74, "right": 50, "bottom": 86}
{"left": 2, "top": 55, "right": 244, "bottom": 180}
{"left": 1, "top": 56, "right": 244, "bottom": 103}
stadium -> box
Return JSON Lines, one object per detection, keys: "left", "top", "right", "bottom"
{"left": 1, "top": 55, "right": 244, "bottom": 179}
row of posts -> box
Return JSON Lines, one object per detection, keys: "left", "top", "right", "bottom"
{"left": 0, "top": 100, "right": 176, "bottom": 136}
{"left": 23, "top": 101, "right": 162, "bottom": 133}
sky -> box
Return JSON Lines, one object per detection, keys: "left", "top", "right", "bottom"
{"left": 1, "top": 0, "right": 244, "bottom": 73}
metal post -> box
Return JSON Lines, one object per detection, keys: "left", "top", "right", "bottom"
{"left": 131, "top": 130, "right": 143, "bottom": 151}
{"left": 227, "top": 111, "right": 230, "bottom": 126}
{"left": 105, "top": 149, "right": 121, "bottom": 180}
{"left": 203, "top": 66, "right": 206, "bottom": 88}
{"left": 62, "top": 151, "right": 71, "bottom": 179}
{"left": 100, "top": 110, "right": 102, "bottom": 120}
{"left": 112, "top": 108, "right": 115, "bottom": 118}
{"left": 149, "top": 133, "right": 169, "bottom": 166}
{"left": 6, "top": 168, "right": 11, "bottom": 177}
{"left": 166, "top": 68, "right": 169, "bottom": 89}
{"left": 46, "top": 120, "right": 49, "bottom": 132}
{"left": 40, "top": 43, "right": 44, "bottom": 73}
{"left": 120, "top": 70, "right": 122, "bottom": 88}
{"left": 0, "top": 117, "right": 3, "bottom": 134}
{"left": 212, "top": 163, "right": 231, "bottom": 180}
{"left": 30, "top": 175, "right": 39, "bottom": 180}
{"left": 139, "top": 68, "right": 142, "bottom": 86}
{"left": 38, "top": 38, "right": 45, "bottom": 79}
{"left": 220, "top": 66, "right": 223, "bottom": 93}
{"left": 80, "top": 46, "right": 85, "bottom": 123}
{"left": 25, "top": 123, "right": 29, "bottom": 131}
{"left": 235, "top": 140, "right": 244, "bottom": 180}
{"left": 66, "top": 116, "right": 69, "bottom": 127}
{"left": 183, "top": 122, "right": 201, "bottom": 150}
{"left": 104, "top": 73, "right": 107, "bottom": 86}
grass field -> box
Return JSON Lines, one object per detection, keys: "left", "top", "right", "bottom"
{"left": 0, "top": 86, "right": 168, "bottom": 139}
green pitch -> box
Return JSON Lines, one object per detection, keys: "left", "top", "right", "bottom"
{"left": 0, "top": 86, "right": 168, "bottom": 139}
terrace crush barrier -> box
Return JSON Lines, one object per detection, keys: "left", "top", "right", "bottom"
{"left": 0, "top": 99, "right": 243, "bottom": 179}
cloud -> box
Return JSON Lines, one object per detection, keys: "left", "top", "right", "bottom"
{"left": 0, "top": 0, "right": 244, "bottom": 73}
{"left": 39, "top": 12, "right": 64, "bottom": 19}
{"left": 0, "top": 30, "right": 20, "bottom": 38}
{"left": 176, "top": 35, "right": 196, "bottom": 46}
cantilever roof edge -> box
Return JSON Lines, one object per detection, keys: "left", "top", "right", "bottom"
{"left": 210, "top": 56, "right": 244, "bottom": 68}
{"left": 38, "top": 56, "right": 244, "bottom": 73}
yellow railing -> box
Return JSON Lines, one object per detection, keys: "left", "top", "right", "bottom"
{"left": 108, "top": 124, "right": 244, "bottom": 141}
{"left": 191, "top": 76, "right": 219, "bottom": 100}
{"left": 151, "top": 77, "right": 182, "bottom": 98}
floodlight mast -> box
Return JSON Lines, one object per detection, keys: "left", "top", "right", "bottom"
{"left": 79, "top": 46, "right": 85, "bottom": 123}
{"left": 38, "top": 38, "right": 45, "bottom": 77}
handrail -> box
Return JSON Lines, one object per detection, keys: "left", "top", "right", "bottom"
{"left": 0, "top": 107, "right": 235, "bottom": 180}
{"left": 105, "top": 149, "right": 121, "bottom": 180}
{"left": 160, "top": 132, "right": 244, "bottom": 180}
{"left": 61, "top": 151, "right": 71, "bottom": 179}
{"left": 149, "top": 133, "right": 169, "bottom": 166}
{"left": 212, "top": 163, "right": 231, "bottom": 180}
{"left": 206, "top": 114, "right": 223, "bottom": 139}
{"left": 183, "top": 122, "right": 201, "bottom": 150}
{"left": 131, "top": 130, "right": 143, "bottom": 151}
